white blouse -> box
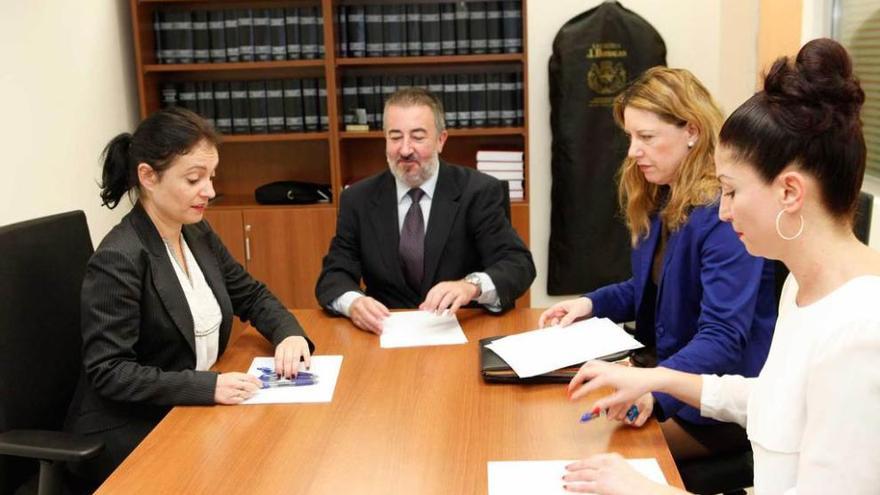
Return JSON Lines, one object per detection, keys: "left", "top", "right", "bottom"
{"left": 700, "top": 275, "right": 880, "bottom": 495}
{"left": 163, "top": 236, "right": 222, "bottom": 371}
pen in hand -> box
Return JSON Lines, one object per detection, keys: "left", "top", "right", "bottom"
{"left": 580, "top": 405, "right": 639, "bottom": 423}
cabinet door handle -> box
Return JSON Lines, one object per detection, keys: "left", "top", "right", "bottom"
{"left": 244, "top": 224, "right": 252, "bottom": 262}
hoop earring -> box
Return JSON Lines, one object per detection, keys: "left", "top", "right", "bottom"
{"left": 775, "top": 209, "right": 804, "bottom": 240}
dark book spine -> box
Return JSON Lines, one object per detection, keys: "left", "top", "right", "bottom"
{"left": 269, "top": 8, "right": 287, "bottom": 61}
{"left": 412, "top": 74, "right": 427, "bottom": 88}
{"left": 346, "top": 6, "right": 366, "bottom": 57}
{"left": 381, "top": 75, "right": 396, "bottom": 105}
{"left": 486, "top": 73, "right": 502, "bottom": 126}
{"left": 316, "top": 7, "right": 325, "bottom": 59}
{"left": 443, "top": 74, "right": 458, "bottom": 128}
{"left": 454, "top": 2, "right": 470, "bottom": 55}
{"left": 153, "top": 11, "right": 165, "bottom": 63}
{"left": 318, "top": 79, "right": 329, "bottom": 130}
{"left": 238, "top": 9, "right": 254, "bottom": 62}
{"left": 213, "top": 82, "right": 232, "bottom": 133}
{"left": 382, "top": 5, "right": 404, "bottom": 57}
{"left": 371, "top": 77, "right": 383, "bottom": 128}
{"left": 365, "top": 5, "right": 383, "bottom": 57}
{"left": 285, "top": 8, "right": 301, "bottom": 60}
{"left": 486, "top": 2, "right": 503, "bottom": 54}
{"left": 405, "top": 4, "right": 421, "bottom": 56}
{"left": 302, "top": 78, "right": 319, "bottom": 131}
{"left": 266, "top": 80, "right": 285, "bottom": 132}
{"left": 192, "top": 10, "right": 210, "bottom": 63}
{"left": 230, "top": 81, "right": 250, "bottom": 134}
{"left": 515, "top": 70, "right": 524, "bottom": 125}
{"left": 342, "top": 76, "right": 358, "bottom": 125}
{"left": 179, "top": 82, "right": 198, "bottom": 111}
{"left": 283, "top": 79, "right": 304, "bottom": 131}
{"left": 224, "top": 10, "right": 240, "bottom": 62}
{"left": 248, "top": 80, "right": 268, "bottom": 133}
{"left": 420, "top": 4, "right": 440, "bottom": 56}
{"left": 428, "top": 75, "right": 444, "bottom": 100}
{"left": 456, "top": 74, "right": 471, "bottom": 127}
{"left": 501, "top": 1, "right": 522, "bottom": 53}
{"left": 469, "top": 2, "right": 488, "bottom": 55}
{"left": 208, "top": 10, "right": 227, "bottom": 63}
{"left": 175, "top": 11, "right": 195, "bottom": 64}
{"left": 500, "top": 72, "right": 516, "bottom": 126}
{"left": 357, "top": 76, "right": 376, "bottom": 128}
{"left": 160, "top": 83, "right": 178, "bottom": 107}
{"left": 440, "top": 4, "right": 456, "bottom": 55}
{"left": 300, "top": 7, "right": 319, "bottom": 59}
{"left": 469, "top": 74, "right": 487, "bottom": 127}
{"left": 337, "top": 6, "right": 348, "bottom": 58}
{"left": 253, "top": 9, "right": 271, "bottom": 61}
{"left": 197, "top": 81, "right": 216, "bottom": 126}
{"left": 397, "top": 74, "right": 413, "bottom": 88}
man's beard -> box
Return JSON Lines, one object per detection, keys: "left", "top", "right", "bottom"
{"left": 388, "top": 153, "right": 440, "bottom": 188}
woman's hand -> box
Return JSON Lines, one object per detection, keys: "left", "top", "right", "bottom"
{"left": 275, "top": 336, "right": 312, "bottom": 378}
{"left": 538, "top": 297, "right": 593, "bottom": 328}
{"left": 215, "top": 372, "right": 262, "bottom": 404}
{"left": 563, "top": 453, "right": 678, "bottom": 494}
{"left": 568, "top": 361, "right": 655, "bottom": 412}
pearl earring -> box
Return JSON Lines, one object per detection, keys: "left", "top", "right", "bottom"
{"left": 687, "top": 141, "right": 695, "bottom": 149}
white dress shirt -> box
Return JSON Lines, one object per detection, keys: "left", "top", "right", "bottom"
{"left": 164, "top": 236, "right": 222, "bottom": 372}
{"left": 700, "top": 274, "right": 880, "bottom": 495}
{"left": 331, "top": 171, "right": 501, "bottom": 316}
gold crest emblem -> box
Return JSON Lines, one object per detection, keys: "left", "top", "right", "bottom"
{"left": 587, "top": 61, "right": 627, "bottom": 95}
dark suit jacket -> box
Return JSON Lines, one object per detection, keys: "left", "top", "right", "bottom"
{"left": 66, "top": 203, "right": 313, "bottom": 481}
{"left": 315, "top": 162, "right": 535, "bottom": 311}
{"left": 586, "top": 203, "right": 776, "bottom": 424}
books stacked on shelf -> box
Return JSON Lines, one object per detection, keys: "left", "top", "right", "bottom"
{"left": 153, "top": 7, "right": 324, "bottom": 64}
{"left": 339, "top": 70, "right": 523, "bottom": 130}
{"left": 160, "top": 78, "right": 329, "bottom": 135}
{"left": 336, "top": 1, "right": 521, "bottom": 58}
{"left": 476, "top": 150, "right": 524, "bottom": 201}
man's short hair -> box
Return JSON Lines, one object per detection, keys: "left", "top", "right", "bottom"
{"left": 383, "top": 87, "right": 446, "bottom": 132}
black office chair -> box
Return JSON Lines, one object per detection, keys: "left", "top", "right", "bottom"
{"left": 679, "top": 191, "right": 875, "bottom": 495}
{"left": 0, "top": 211, "right": 103, "bottom": 495}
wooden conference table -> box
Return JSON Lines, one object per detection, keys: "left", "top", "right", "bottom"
{"left": 96, "top": 309, "right": 684, "bottom": 494}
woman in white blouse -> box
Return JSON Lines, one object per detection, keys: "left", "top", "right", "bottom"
{"left": 562, "top": 38, "right": 880, "bottom": 495}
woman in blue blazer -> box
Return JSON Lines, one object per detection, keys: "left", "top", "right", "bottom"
{"left": 66, "top": 108, "right": 314, "bottom": 484}
{"left": 540, "top": 67, "right": 776, "bottom": 462}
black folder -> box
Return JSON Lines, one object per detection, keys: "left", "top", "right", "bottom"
{"left": 341, "top": 76, "right": 359, "bottom": 125}
{"left": 302, "top": 78, "right": 319, "bottom": 131}
{"left": 486, "top": 73, "right": 502, "bottom": 126}
{"left": 269, "top": 8, "right": 287, "bottom": 61}
{"left": 196, "top": 81, "right": 215, "bottom": 126}
{"left": 178, "top": 82, "right": 198, "bottom": 111}
{"left": 443, "top": 74, "right": 458, "bottom": 128}
{"left": 486, "top": 2, "right": 503, "bottom": 54}
{"left": 501, "top": 1, "right": 522, "bottom": 53}
{"left": 238, "top": 9, "right": 255, "bottom": 62}
{"left": 468, "top": 2, "right": 488, "bottom": 54}
{"left": 283, "top": 79, "right": 304, "bottom": 131}
{"left": 224, "top": 10, "right": 240, "bottom": 62}
{"left": 213, "top": 81, "right": 232, "bottom": 133}
{"left": 208, "top": 10, "right": 227, "bottom": 63}
{"left": 382, "top": 5, "right": 404, "bottom": 57}
{"left": 365, "top": 5, "right": 383, "bottom": 57}
{"left": 266, "top": 80, "right": 284, "bottom": 132}
{"left": 454, "top": 2, "right": 470, "bottom": 55}
{"left": 469, "top": 73, "right": 487, "bottom": 127}
{"left": 192, "top": 10, "right": 210, "bottom": 63}
{"left": 300, "top": 7, "right": 319, "bottom": 59}
{"left": 346, "top": 6, "right": 366, "bottom": 57}
{"left": 405, "top": 4, "right": 421, "bottom": 56}
{"left": 230, "top": 81, "right": 250, "bottom": 134}
{"left": 285, "top": 8, "right": 301, "bottom": 60}
{"left": 439, "top": 4, "right": 456, "bottom": 55}
{"left": 247, "top": 80, "right": 268, "bottom": 133}
{"left": 420, "top": 4, "right": 441, "bottom": 56}
{"left": 456, "top": 73, "right": 471, "bottom": 128}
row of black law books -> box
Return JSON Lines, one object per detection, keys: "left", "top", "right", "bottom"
{"left": 341, "top": 72, "right": 523, "bottom": 130}
{"left": 154, "top": 8, "right": 324, "bottom": 64}
{"left": 161, "top": 79, "right": 329, "bottom": 135}
{"left": 338, "top": 1, "right": 522, "bottom": 58}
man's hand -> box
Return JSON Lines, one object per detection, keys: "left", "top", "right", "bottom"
{"left": 350, "top": 296, "right": 390, "bottom": 335}
{"left": 419, "top": 280, "right": 479, "bottom": 315}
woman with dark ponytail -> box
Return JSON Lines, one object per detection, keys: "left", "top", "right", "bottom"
{"left": 67, "top": 107, "right": 315, "bottom": 484}
{"left": 560, "top": 39, "right": 880, "bottom": 494}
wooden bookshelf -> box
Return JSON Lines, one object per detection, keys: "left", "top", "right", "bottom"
{"left": 130, "top": 0, "right": 530, "bottom": 308}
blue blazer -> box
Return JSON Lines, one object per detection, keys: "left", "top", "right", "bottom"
{"left": 586, "top": 203, "right": 776, "bottom": 424}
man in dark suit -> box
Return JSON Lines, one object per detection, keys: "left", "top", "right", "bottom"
{"left": 315, "top": 87, "right": 535, "bottom": 334}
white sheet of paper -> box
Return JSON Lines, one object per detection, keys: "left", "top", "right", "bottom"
{"left": 240, "top": 355, "right": 342, "bottom": 405}
{"left": 380, "top": 310, "right": 468, "bottom": 348}
{"left": 484, "top": 318, "right": 643, "bottom": 378}
{"left": 487, "top": 458, "right": 667, "bottom": 495}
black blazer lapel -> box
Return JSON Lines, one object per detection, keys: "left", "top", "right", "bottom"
{"left": 182, "top": 225, "right": 233, "bottom": 354}
{"left": 130, "top": 204, "right": 196, "bottom": 355}
{"left": 422, "top": 164, "right": 462, "bottom": 294}
{"left": 367, "top": 172, "right": 413, "bottom": 294}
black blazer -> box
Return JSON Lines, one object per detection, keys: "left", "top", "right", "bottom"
{"left": 315, "top": 162, "right": 535, "bottom": 311}
{"left": 66, "top": 203, "right": 313, "bottom": 481}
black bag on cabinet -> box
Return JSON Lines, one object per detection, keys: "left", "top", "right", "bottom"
{"left": 254, "top": 181, "right": 331, "bottom": 205}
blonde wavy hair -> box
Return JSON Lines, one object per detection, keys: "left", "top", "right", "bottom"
{"left": 613, "top": 67, "right": 723, "bottom": 245}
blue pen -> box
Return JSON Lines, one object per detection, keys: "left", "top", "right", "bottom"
{"left": 580, "top": 405, "right": 639, "bottom": 423}
{"left": 260, "top": 374, "right": 318, "bottom": 389}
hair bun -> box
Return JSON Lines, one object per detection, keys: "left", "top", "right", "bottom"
{"left": 762, "top": 38, "right": 864, "bottom": 136}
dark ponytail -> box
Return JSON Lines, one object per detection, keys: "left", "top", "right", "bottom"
{"left": 719, "top": 38, "right": 866, "bottom": 220}
{"left": 98, "top": 107, "right": 220, "bottom": 209}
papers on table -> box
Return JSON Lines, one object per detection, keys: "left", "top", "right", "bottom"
{"left": 484, "top": 318, "right": 643, "bottom": 378}
{"left": 487, "top": 459, "right": 667, "bottom": 494}
{"left": 241, "top": 355, "right": 342, "bottom": 405}
{"left": 380, "top": 310, "right": 468, "bottom": 348}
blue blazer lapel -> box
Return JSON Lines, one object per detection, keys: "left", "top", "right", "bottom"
{"left": 421, "top": 164, "right": 461, "bottom": 294}
{"left": 130, "top": 204, "right": 196, "bottom": 355}
{"left": 182, "top": 225, "right": 232, "bottom": 354}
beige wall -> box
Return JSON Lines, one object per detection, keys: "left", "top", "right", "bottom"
{"left": 527, "top": 0, "right": 759, "bottom": 307}
{"left": 0, "top": 0, "right": 138, "bottom": 246}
